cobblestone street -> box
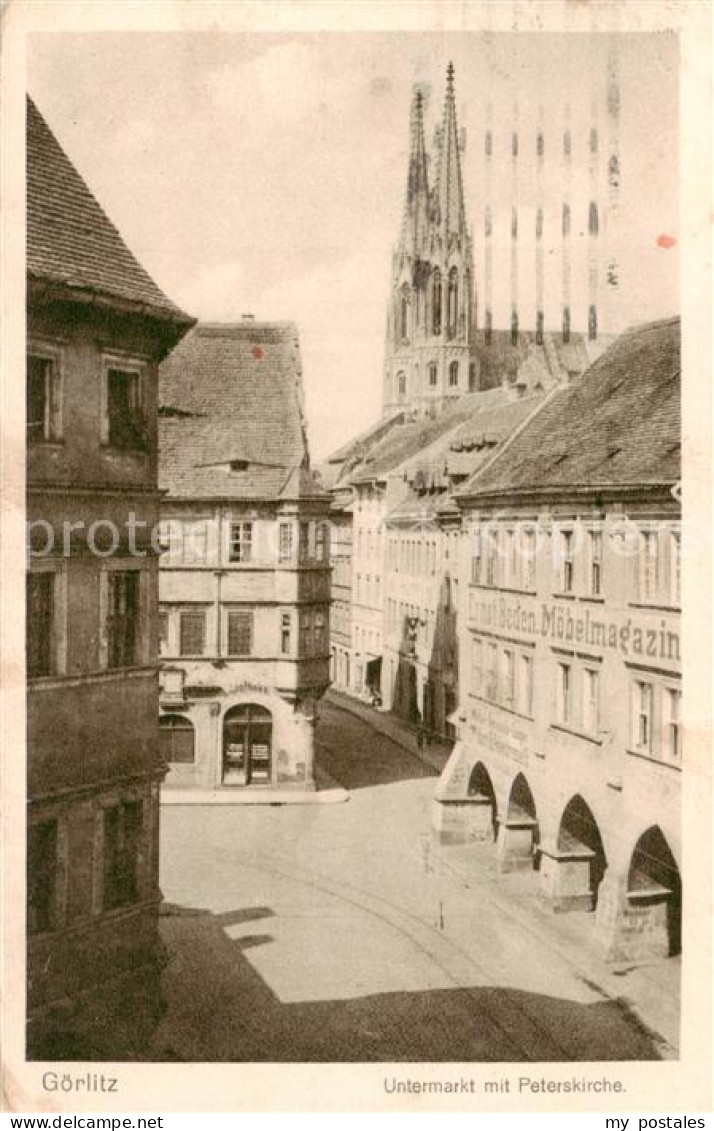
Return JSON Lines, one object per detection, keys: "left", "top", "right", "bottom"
{"left": 151, "top": 697, "right": 679, "bottom": 1062}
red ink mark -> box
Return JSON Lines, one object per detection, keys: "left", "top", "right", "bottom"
{"left": 253, "top": 346, "right": 263, "bottom": 359}
{"left": 656, "top": 234, "right": 676, "bottom": 249}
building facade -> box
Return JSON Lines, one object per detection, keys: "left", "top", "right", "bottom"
{"left": 26, "top": 99, "right": 194, "bottom": 1057}
{"left": 382, "top": 389, "right": 547, "bottom": 737}
{"left": 157, "top": 321, "right": 331, "bottom": 793}
{"left": 433, "top": 318, "right": 682, "bottom": 963}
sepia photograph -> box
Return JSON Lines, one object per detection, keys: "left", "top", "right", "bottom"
{"left": 2, "top": 0, "right": 712, "bottom": 1117}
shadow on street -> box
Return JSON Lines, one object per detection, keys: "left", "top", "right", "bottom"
{"left": 147, "top": 902, "right": 667, "bottom": 1063}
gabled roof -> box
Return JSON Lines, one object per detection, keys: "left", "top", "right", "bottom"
{"left": 159, "top": 322, "right": 323, "bottom": 501}
{"left": 460, "top": 317, "right": 681, "bottom": 500}
{"left": 27, "top": 98, "right": 193, "bottom": 326}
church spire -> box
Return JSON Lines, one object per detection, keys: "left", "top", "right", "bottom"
{"left": 400, "top": 86, "right": 430, "bottom": 256}
{"left": 434, "top": 62, "right": 467, "bottom": 241}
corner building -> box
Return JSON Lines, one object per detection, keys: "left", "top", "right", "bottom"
{"left": 434, "top": 319, "right": 682, "bottom": 963}
{"left": 157, "top": 321, "right": 331, "bottom": 792}
{"left": 26, "top": 100, "right": 194, "bottom": 1056}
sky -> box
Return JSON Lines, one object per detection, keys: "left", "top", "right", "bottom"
{"left": 28, "top": 32, "right": 679, "bottom": 460}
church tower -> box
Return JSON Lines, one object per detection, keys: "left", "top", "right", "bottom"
{"left": 382, "top": 64, "right": 477, "bottom": 418}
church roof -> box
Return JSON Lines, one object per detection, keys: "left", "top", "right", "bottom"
{"left": 473, "top": 329, "right": 596, "bottom": 391}
{"left": 159, "top": 322, "right": 324, "bottom": 501}
{"left": 460, "top": 317, "right": 681, "bottom": 501}
{"left": 27, "top": 97, "right": 192, "bottom": 327}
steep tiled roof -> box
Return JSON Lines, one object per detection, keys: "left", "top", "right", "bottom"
{"left": 461, "top": 318, "right": 680, "bottom": 499}
{"left": 27, "top": 97, "right": 192, "bottom": 325}
{"left": 159, "top": 322, "right": 323, "bottom": 500}
{"left": 349, "top": 397, "right": 482, "bottom": 484}
{"left": 384, "top": 390, "right": 546, "bottom": 523}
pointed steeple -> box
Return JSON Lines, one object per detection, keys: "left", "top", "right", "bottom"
{"left": 399, "top": 87, "right": 431, "bottom": 256}
{"left": 434, "top": 62, "right": 467, "bottom": 241}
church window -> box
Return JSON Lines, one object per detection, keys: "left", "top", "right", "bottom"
{"left": 400, "top": 284, "right": 410, "bottom": 340}
{"left": 397, "top": 371, "right": 406, "bottom": 398}
{"left": 468, "top": 362, "right": 477, "bottom": 392}
{"left": 448, "top": 361, "right": 459, "bottom": 388}
{"left": 447, "top": 268, "right": 458, "bottom": 335}
{"left": 432, "top": 270, "right": 442, "bottom": 335}
{"left": 428, "top": 362, "right": 437, "bottom": 388}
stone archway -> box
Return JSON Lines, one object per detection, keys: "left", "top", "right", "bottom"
{"left": 466, "top": 762, "right": 498, "bottom": 842}
{"left": 628, "top": 825, "right": 681, "bottom": 957}
{"left": 541, "top": 794, "right": 608, "bottom": 913}
{"left": 497, "top": 773, "right": 540, "bottom": 873}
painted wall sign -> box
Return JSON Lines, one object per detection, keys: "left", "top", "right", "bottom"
{"left": 470, "top": 594, "right": 679, "bottom": 664}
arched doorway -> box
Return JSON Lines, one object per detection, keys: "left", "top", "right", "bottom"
{"left": 556, "top": 794, "right": 608, "bottom": 911}
{"left": 498, "top": 773, "right": 540, "bottom": 872}
{"left": 223, "top": 704, "right": 272, "bottom": 786}
{"left": 467, "top": 762, "right": 498, "bottom": 841}
{"left": 628, "top": 826, "right": 681, "bottom": 956}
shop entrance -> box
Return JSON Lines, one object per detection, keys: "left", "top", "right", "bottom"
{"left": 222, "top": 704, "right": 272, "bottom": 786}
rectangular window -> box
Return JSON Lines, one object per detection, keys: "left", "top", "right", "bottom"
{"left": 279, "top": 523, "right": 294, "bottom": 562}
{"left": 27, "top": 819, "right": 58, "bottom": 934}
{"left": 182, "top": 521, "right": 209, "bottom": 565}
{"left": 314, "top": 612, "right": 326, "bottom": 653}
{"left": 503, "top": 531, "right": 515, "bottom": 587}
{"left": 227, "top": 610, "right": 253, "bottom": 656}
{"left": 103, "top": 801, "right": 142, "bottom": 910}
{"left": 179, "top": 610, "right": 206, "bottom": 657}
{"left": 670, "top": 532, "right": 681, "bottom": 607}
{"left": 520, "top": 654, "right": 533, "bottom": 716}
{"left": 501, "top": 648, "right": 515, "bottom": 705}
{"left": 229, "top": 522, "right": 253, "bottom": 563}
{"left": 664, "top": 687, "right": 681, "bottom": 761}
{"left": 158, "top": 609, "right": 169, "bottom": 652}
{"left": 280, "top": 612, "right": 292, "bottom": 655}
{"left": 485, "top": 531, "right": 497, "bottom": 587}
{"left": 107, "top": 368, "right": 145, "bottom": 450}
{"left": 471, "top": 638, "right": 483, "bottom": 694}
{"left": 589, "top": 530, "right": 603, "bottom": 596}
{"left": 639, "top": 530, "right": 659, "bottom": 601}
{"left": 300, "top": 612, "right": 312, "bottom": 656}
{"left": 316, "top": 523, "right": 327, "bottom": 562}
{"left": 107, "top": 570, "right": 140, "bottom": 669}
{"left": 522, "top": 528, "right": 536, "bottom": 591}
{"left": 27, "top": 572, "right": 55, "bottom": 678}
{"left": 485, "top": 643, "right": 498, "bottom": 700}
{"left": 299, "top": 522, "right": 310, "bottom": 561}
{"left": 634, "top": 681, "right": 653, "bottom": 751}
{"left": 470, "top": 530, "right": 482, "bottom": 583}
{"left": 27, "top": 355, "right": 61, "bottom": 444}
{"left": 557, "top": 662, "right": 572, "bottom": 723}
{"left": 560, "top": 531, "right": 574, "bottom": 593}
{"left": 583, "top": 668, "right": 600, "bottom": 733}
